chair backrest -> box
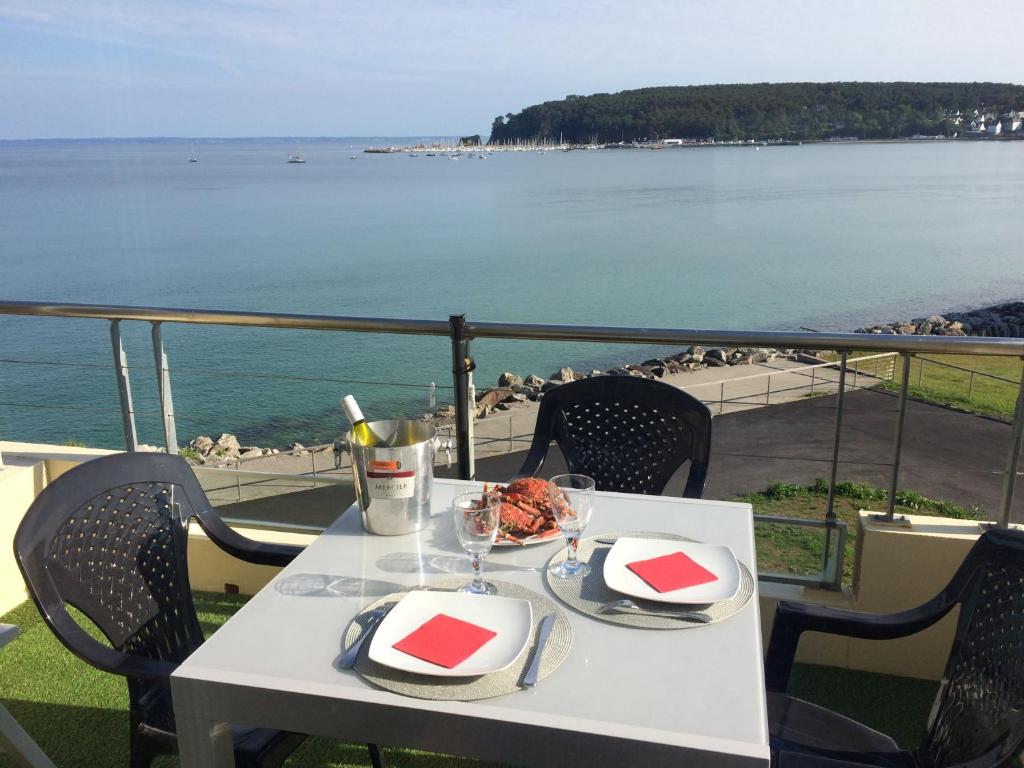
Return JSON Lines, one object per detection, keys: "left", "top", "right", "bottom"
{"left": 919, "top": 528, "right": 1024, "bottom": 768}
{"left": 526, "top": 376, "right": 712, "bottom": 497}
{"left": 14, "top": 453, "right": 211, "bottom": 672}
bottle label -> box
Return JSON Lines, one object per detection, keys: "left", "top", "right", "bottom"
{"left": 366, "top": 470, "right": 416, "bottom": 499}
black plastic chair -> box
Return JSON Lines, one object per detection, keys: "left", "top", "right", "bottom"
{"left": 764, "top": 527, "right": 1024, "bottom": 768}
{"left": 515, "top": 376, "right": 712, "bottom": 497}
{"left": 12, "top": 452, "right": 313, "bottom": 768}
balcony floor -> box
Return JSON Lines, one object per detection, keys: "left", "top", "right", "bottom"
{"left": 0, "top": 592, "right": 938, "bottom": 767}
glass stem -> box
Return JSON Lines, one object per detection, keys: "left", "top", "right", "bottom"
{"left": 565, "top": 533, "right": 580, "bottom": 565}
{"left": 471, "top": 555, "right": 484, "bottom": 591}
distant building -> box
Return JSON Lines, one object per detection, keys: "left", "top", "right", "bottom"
{"left": 662, "top": 139, "right": 683, "bottom": 146}
{"left": 987, "top": 121, "right": 1003, "bottom": 136}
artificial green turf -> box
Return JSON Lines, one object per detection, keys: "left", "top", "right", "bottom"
{"left": 1, "top": 592, "right": 937, "bottom": 767}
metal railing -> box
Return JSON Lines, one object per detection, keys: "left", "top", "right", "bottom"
{"left": 2, "top": 299, "right": 1023, "bottom": 591}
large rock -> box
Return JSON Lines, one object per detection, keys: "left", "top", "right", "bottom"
{"left": 498, "top": 372, "right": 523, "bottom": 388}
{"left": 551, "top": 367, "right": 575, "bottom": 383}
{"left": 190, "top": 435, "right": 214, "bottom": 456}
{"left": 524, "top": 374, "right": 545, "bottom": 387}
{"left": 707, "top": 348, "right": 729, "bottom": 364}
{"left": 215, "top": 433, "right": 241, "bottom": 454}
{"left": 476, "top": 387, "right": 516, "bottom": 409}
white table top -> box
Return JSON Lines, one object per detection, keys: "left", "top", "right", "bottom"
{"left": 172, "top": 479, "right": 768, "bottom": 768}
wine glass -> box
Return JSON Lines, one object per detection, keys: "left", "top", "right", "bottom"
{"left": 452, "top": 492, "right": 501, "bottom": 595}
{"left": 547, "top": 474, "right": 596, "bottom": 578}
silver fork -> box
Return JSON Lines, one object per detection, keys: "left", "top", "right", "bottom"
{"left": 597, "top": 598, "right": 711, "bottom": 623}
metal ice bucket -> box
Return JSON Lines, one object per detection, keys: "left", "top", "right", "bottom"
{"left": 346, "top": 419, "right": 446, "bottom": 535}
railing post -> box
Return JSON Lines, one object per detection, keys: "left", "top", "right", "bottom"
{"left": 853, "top": 359, "right": 859, "bottom": 389}
{"left": 109, "top": 320, "right": 139, "bottom": 452}
{"left": 918, "top": 358, "right": 925, "bottom": 387}
{"left": 968, "top": 371, "right": 975, "bottom": 401}
{"left": 821, "top": 352, "right": 847, "bottom": 580}
{"left": 509, "top": 416, "right": 514, "bottom": 452}
{"left": 449, "top": 315, "right": 474, "bottom": 480}
{"left": 810, "top": 367, "right": 816, "bottom": 394}
{"left": 765, "top": 375, "right": 772, "bottom": 405}
{"left": 719, "top": 382, "right": 725, "bottom": 415}
{"left": 877, "top": 352, "right": 912, "bottom": 523}
{"left": 150, "top": 322, "right": 179, "bottom": 455}
{"left": 997, "top": 365, "right": 1024, "bottom": 528}
{"left": 467, "top": 373, "right": 476, "bottom": 478}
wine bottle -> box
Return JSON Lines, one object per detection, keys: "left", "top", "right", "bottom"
{"left": 341, "top": 395, "right": 385, "bottom": 446}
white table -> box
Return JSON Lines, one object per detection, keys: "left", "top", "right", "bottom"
{"left": 172, "top": 480, "right": 769, "bottom": 768}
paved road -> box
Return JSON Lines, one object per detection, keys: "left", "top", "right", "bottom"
{"left": 215, "top": 389, "right": 1022, "bottom": 528}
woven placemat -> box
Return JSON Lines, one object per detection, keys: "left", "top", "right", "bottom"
{"left": 545, "top": 531, "right": 755, "bottom": 630}
{"left": 342, "top": 579, "right": 572, "bottom": 701}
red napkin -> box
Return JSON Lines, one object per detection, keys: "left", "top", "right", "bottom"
{"left": 392, "top": 614, "right": 497, "bottom": 669}
{"left": 627, "top": 551, "right": 719, "bottom": 593}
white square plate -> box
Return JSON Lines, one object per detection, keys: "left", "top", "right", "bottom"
{"left": 367, "top": 590, "right": 533, "bottom": 677}
{"left": 603, "top": 537, "right": 740, "bottom": 604}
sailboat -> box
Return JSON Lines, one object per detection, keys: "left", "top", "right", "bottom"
{"left": 287, "top": 140, "right": 306, "bottom": 163}
{"left": 187, "top": 142, "right": 198, "bottom": 163}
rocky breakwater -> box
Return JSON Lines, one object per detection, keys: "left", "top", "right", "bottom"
{"left": 855, "top": 301, "right": 1024, "bottom": 338}
{"left": 181, "top": 433, "right": 288, "bottom": 466}
{"left": 429, "top": 345, "right": 787, "bottom": 421}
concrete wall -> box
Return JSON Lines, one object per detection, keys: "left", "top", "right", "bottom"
{"left": 187, "top": 525, "right": 316, "bottom": 594}
{"left": 758, "top": 511, "right": 986, "bottom": 680}
{"left": 0, "top": 463, "right": 42, "bottom": 615}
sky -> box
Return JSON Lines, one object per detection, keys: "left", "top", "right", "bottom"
{"left": 1, "top": 0, "right": 1022, "bottom": 139}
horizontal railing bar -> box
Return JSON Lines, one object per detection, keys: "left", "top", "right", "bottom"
{"left": 0, "top": 357, "right": 111, "bottom": 369}
{"left": 0, "top": 357, "right": 455, "bottom": 390}
{"left": 698, "top": 353, "right": 896, "bottom": 387}
{"left": 0, "top": 401, "right": 162, "bottom": 415}
{"left": 754, "top": 515, "right": 846, "bottom": 529}
{"left": 467, "top": 320, "right": 1024, "bottom": 356}
{"left": 195, "top": 466, "right": 350, "bottom": 485}
{"left": 153, "top": 367, "right": 456, "bottom": 390}
{"left": 3, "top": 301, "right": 1023, "bottom": 356}
{"left": 0, "top": 301, "right": 451, "bottom": 336}
{"left": 908, "top": 355, "right": 1020, "bottom": 385}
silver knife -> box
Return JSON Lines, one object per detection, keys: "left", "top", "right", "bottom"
{"left": 339, "top": 604, "right": 393, "bottom": 670}
{"left": 523, "top": 613, "right": 557, "bottom": 687}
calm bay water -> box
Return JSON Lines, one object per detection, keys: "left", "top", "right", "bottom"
{"left": 1, "top": 139, "right": 1022, "bottom": 449}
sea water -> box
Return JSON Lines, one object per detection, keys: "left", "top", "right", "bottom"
{"left": 1, "top": 139, "right": 1022, "bottom": 448}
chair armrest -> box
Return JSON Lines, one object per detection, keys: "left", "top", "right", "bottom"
{"left": 777, "top": 751, "right": 895, "bottom": 768}
{"left": 48, "top": 609, "right": 177, "bottom": 682}
{"left": 194, "top": 510, "right": 303, "bottom": 568}
{"left": 764, "top": 596, "right": 955, "bottom": 693}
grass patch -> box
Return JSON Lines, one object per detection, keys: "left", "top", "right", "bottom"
{"left": 0, "top": 593, "right": 505, "bottom": 768}
{"left": 177, "top": 446, "right": 201, "bottom": 462}
{"left": 741, "top": 479, "right": 982, "bottom": 584}
{"left": 883, "top": 353, "right": 1021, "bottom": 421}
{"left": 0, "top": 592, "right": 938, "bottom": 766}
{"left": 788, "top": 663, "right": 937, "bottom": 749}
